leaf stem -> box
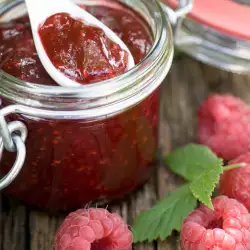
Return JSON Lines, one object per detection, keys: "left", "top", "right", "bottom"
{"left": 224, "top": 162, "right": 247, "bottom": 172}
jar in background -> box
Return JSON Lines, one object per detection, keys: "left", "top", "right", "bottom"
{"left": 162, "top": 0, "right": 250, "bottom": 73}
{"left": 0, "top": 0, "right": 173, "bottom": 211}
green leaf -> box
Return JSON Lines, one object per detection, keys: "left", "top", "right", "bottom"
{"left": 189, "top": 159, "right": 223, "bottom": 209}
{"left": 165, "top": 144, "right": 223, "bottom": 209}
{"left": 132, "top": 185, "right": 197, "bottom": 243}
{"left": 165, "top": 143, "right": 223, "bottom": 181}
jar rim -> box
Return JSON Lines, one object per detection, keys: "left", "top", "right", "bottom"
{"left": 0, "top": 0, "right": 173, "bottom": 119}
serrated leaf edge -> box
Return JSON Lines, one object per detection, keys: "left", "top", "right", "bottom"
{"left": 132, "top": 185, "right": 197, "bottom": 243}
{"left": 189, "top": 159, "right": 223, "bottom": 210}
{"left": 132, "top": 201, "right": 179, "bottom": 243}
{"left": 189, "top": 183, "right": 214, "bottom": 210}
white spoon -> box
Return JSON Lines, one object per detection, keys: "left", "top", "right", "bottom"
{"left": 25, "top": 0, "right": 135, "bottom": 87}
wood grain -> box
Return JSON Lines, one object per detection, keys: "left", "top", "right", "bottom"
{"left": 0, "top": 197, "right": 28, "bottom": 250}
{"left": 1, "top": 57, "right": 250, "bottom": 250}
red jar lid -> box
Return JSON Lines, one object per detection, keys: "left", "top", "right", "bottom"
{"left": 166, "top": 0, "right": 250, "bottom": 40}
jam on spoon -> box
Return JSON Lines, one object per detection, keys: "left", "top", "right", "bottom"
{"left": 25, "top": 0, "right": 134, "bottom": 86}
{"left": 38, "top": 13, "right": 129, "bottom": 84}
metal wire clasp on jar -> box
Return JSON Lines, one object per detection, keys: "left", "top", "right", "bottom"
{"left": 0, "top": 108, "right": 27, "bottom": 190}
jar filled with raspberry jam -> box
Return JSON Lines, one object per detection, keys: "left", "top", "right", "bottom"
{"left": 0, "top": 0, "right": 173, "bottom": 211}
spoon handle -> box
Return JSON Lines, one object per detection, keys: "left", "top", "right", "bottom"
{"left": 25, "top": 0, "right": 72, "bottom": 28}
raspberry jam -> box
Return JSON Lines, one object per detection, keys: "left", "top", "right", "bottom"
{"left": 0, "top": 4, "right": 159, "bottom": 211}
{"left": 39, "top": 13, "right": 129, "bottom": 84}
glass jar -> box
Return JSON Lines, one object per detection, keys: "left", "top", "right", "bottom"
{"left": 161, "top": 0, "right": 250, "bottom": 73}
{"left": 0, "top": 0, "right": 173, "bottom": 211}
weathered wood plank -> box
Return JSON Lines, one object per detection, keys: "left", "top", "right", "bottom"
{"left": 110, "top": 172, "right": 157, "bottom": 250}
{"left": 0, "top": 194, "right": 3, "bottom": 250}
{"left": 200, "top": 64, "right": 250, "bottom": 101}
{"left": 29, "top": 211, "right": 63, "bottom": 250}
{"left": 0, "top": 197, "right": 28, "bottom": 250}
{"left": 130, "top": 176, "right": 157, "bottom": 250}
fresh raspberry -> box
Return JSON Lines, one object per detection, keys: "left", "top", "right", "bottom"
{"left": 220, "top": 152, "right": 250, "bottom": 211}
{"left": 197, "top": 94, "right": 250, "bottom": 160}
{"left": 180, "top": 196, "right": 250, "bottom": 250}
{"left": 55, "top": 208, "right": 132, "bottom": 250}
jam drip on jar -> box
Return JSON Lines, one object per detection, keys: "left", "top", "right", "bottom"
{"left": 38, "top": 13, "right": 129, "bottom": 84}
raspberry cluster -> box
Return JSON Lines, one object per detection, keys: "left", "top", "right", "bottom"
{"left": 197, "top": 94, "right": 250, "bottom": 212}
{"left": 181, "top": 94, "right": 250, "bottom": 250}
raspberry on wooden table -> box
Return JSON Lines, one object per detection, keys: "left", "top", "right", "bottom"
{"left": 55, "top": 208, "right": 132, "bottom": 250}
{"left": 220, "top": 152, "right": 250, "bottom": 211}
{"left": 197, "top": 94, "right": 250, "bottom": 160}
{"left": 180, "top": 196, "right": 250, "bottom": 250}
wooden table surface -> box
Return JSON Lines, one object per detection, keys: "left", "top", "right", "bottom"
{"left": 1, "top": 56, "right": 250, "bottom": 250}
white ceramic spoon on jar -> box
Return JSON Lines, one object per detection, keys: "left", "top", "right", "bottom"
{"left": 25, "top": 0, "right": 135, "bottom": 87}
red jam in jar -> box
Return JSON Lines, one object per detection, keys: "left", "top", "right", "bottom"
{"left": 0, "top": 3, "right": 159, "bottom": 211}
{"left": 39, "top": 13, "right": 129, "bottom": 84}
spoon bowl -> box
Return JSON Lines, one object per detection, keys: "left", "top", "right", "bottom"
{"left": 25, "top": 0, "right": 135, "bottom": 87}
